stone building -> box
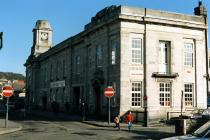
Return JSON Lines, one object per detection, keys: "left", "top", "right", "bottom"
{"left": 25, "top": 2, "right": 208, "bottom": 124}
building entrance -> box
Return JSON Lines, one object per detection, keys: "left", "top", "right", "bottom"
{"left": 94, "top": 87, "right": 101, "bottom": 114}
{"left": 73, "top": 86, "right": 80, "bottom": 113}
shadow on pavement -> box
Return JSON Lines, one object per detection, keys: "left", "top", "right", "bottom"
{"left": 130, "top": 129, "right": 176, "bottom": 140}
{"left": 88, "top": 128, "right": 175, "bottom": 139}
{"left": 0, "top": 109, "right": 102, "bottom": 122}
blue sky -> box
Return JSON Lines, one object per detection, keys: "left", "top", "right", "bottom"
{"left": 0, "top": 0, "right": 209, "bottom": 75}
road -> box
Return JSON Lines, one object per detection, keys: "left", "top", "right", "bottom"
{"left": 0, "top": 120, "right": 150, "bottom": 140}
{"left": 0, "top": 119, "right": 176, "bottom": 140}
{"left": 0, "top": 109, "right": 175, "bottom": 140}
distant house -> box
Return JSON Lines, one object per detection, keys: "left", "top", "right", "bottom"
{"left": 0, "top": 78, "right": 7, "bottom": 84}
{"left": 13, "top": 80, "right": 25, "bottom": 92}
{"left": 25, "top": 2, "right": 208, "bottom": 124}
{"left": 0, "top": 78, "right": 8, "bottom": 89}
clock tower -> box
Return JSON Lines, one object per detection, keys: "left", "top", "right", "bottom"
{"left": 31, "top": 20, "right": 52, "bottom": 57}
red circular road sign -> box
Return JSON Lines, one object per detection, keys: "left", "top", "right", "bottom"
{"left": 2, "top": 86, "right": 13, "bottom": 97}
{"left": 104, "top": 87, "right": 115, "bottom": 98}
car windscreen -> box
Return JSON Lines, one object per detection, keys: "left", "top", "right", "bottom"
{"left": 193, "top": 121, "right": 210, "bottom": 137}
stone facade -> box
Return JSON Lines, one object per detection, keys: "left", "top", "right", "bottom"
{"left": 25, "top": 3, "right": 208, "bottom": 123}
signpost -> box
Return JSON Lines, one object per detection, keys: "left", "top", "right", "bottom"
{"left": 2, "top": 85, "right": 13, "bottom": 128}
{"left": 104, "top": 86, "right": 115, "bottom": 125}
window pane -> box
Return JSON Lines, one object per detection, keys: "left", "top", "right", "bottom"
{"left": 96, "top": 45, "right": 103, "bottom": 67}
{"left": 159, "top": 83, "right": 171, "bottom": 106}
{"left": 184, "top": 43, "right": 193, "bottom": 67}
{"left": 184, "top": 83, "right": 193, "bottom": 106}
{"left": 131, "top": 82, "right": 142, "bottom": 107}
{"left": 159, "top": 41, "right": 170, "bottom": 74}
{"left": 132, "top": 39, "right": 142, "bottom": 64}
{"left": 111, "top": 40, "right": 117, "bottom": 65}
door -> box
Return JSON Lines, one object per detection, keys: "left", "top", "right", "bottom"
{"left": 159, "top": 41, "right": 170, "bottom": 74}
{"left": 94, "top": 87, "right": 101, "bottom": 114}
{"left": 73, "top": 86, "right": 80, "bottom": 113}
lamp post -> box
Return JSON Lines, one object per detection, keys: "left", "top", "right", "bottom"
{"left": 0, "top": 32, "right": 3, "bottom": 49}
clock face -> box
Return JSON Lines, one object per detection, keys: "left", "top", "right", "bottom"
{"left": 40, "top": 32, "right": 48, "bottom": 41}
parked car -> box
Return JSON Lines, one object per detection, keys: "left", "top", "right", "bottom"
{"left": 202, "top": 109, "right": 210, "bottom": 119}
{"left": 161, "top": 121, "right": 210, "bottom": 139}
{"left": 188, "top": 109, "right": 210, "bottom": 120}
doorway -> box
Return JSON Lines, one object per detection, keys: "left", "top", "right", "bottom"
{"left": 159, "top": 41, "right": 170, "bottom": 74}
{"left": 73, "top": 86, "right": 80, "bottom": 113}
{"left": 94, "top": 87, "right": 101, "bottom": 114}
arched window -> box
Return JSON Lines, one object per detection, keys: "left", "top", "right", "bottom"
{"left": 111, "top": 41, "right": 117, "bottom": 65}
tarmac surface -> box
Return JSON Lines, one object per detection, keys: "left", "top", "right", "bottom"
{"left": 0, "top": 109, "right": 176, "bottom": 138}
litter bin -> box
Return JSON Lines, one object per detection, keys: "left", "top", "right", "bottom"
{"left": 175, "top": 119, "right": 186, "bottom": 135}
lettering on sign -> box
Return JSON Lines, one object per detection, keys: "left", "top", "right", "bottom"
{"left": 50, "top": 80, "right": 65, "bottom": 88}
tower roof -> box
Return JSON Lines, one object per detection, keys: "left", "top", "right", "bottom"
{"left": 34, "top": 20, "right": 52, "bottom": 30}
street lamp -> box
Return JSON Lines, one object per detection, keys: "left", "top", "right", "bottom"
{"left": 0, "top": 32, "right": 3, "bottom": 50}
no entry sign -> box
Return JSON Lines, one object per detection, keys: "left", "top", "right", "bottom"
{"left": 104, "top": 87, "right": 115, "bottom": 98}
{"left": 2, "top": 86, "right": 13, "bottom": 97}
{"left": 104, "top": 86, "right": 115, "bottom": 125}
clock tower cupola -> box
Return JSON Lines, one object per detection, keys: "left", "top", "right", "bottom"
{"left": 31, "top": 20, "right": 52, "bottom": 57}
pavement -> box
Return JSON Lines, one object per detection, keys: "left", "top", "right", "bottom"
{"left": 0, "top": 109, "right": 175, "bottom": 136}
{"left": 0, "top": 118, "right": 22, "bottom": 135}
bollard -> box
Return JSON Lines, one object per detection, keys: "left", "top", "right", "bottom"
{"left": 175, "top": 119, "right": 186, "bottom": 135}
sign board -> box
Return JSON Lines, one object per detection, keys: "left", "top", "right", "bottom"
{"left": 104, "top": 87, "right": 115, "bottom": 98}
{"left": 2, "top": 86, "right": 13, "bottom": 97}
{"left": 50, "top": 80, "right": 65, "bottom": 88}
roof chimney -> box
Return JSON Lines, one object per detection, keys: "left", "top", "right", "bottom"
{"left": 194, "top": 0, "right": 207, "bottom": 17}
{"left": 199, "top": 0, "right": 202, "bottom": 6}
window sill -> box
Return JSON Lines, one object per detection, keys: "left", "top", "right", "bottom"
{"left": 184, "top": 66, "right": 193, "bottom": 69}
{"left": 130, "top": 107, "right": 144, "bottom": 111}
{"left": 152, "top": 72, "right": 179, "bottom": 78}
{"left": 160, "top": 106, "right": 171, "bottom": 108}
{"left": 184, "top": 106, "right": 194, "bottom": 109}
{"left": 131, "top": 106, "right": 143, "bottom": 108}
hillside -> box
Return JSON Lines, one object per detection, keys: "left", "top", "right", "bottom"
{"left": 0, "top": 72, "right": 25, "bottom": 81}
